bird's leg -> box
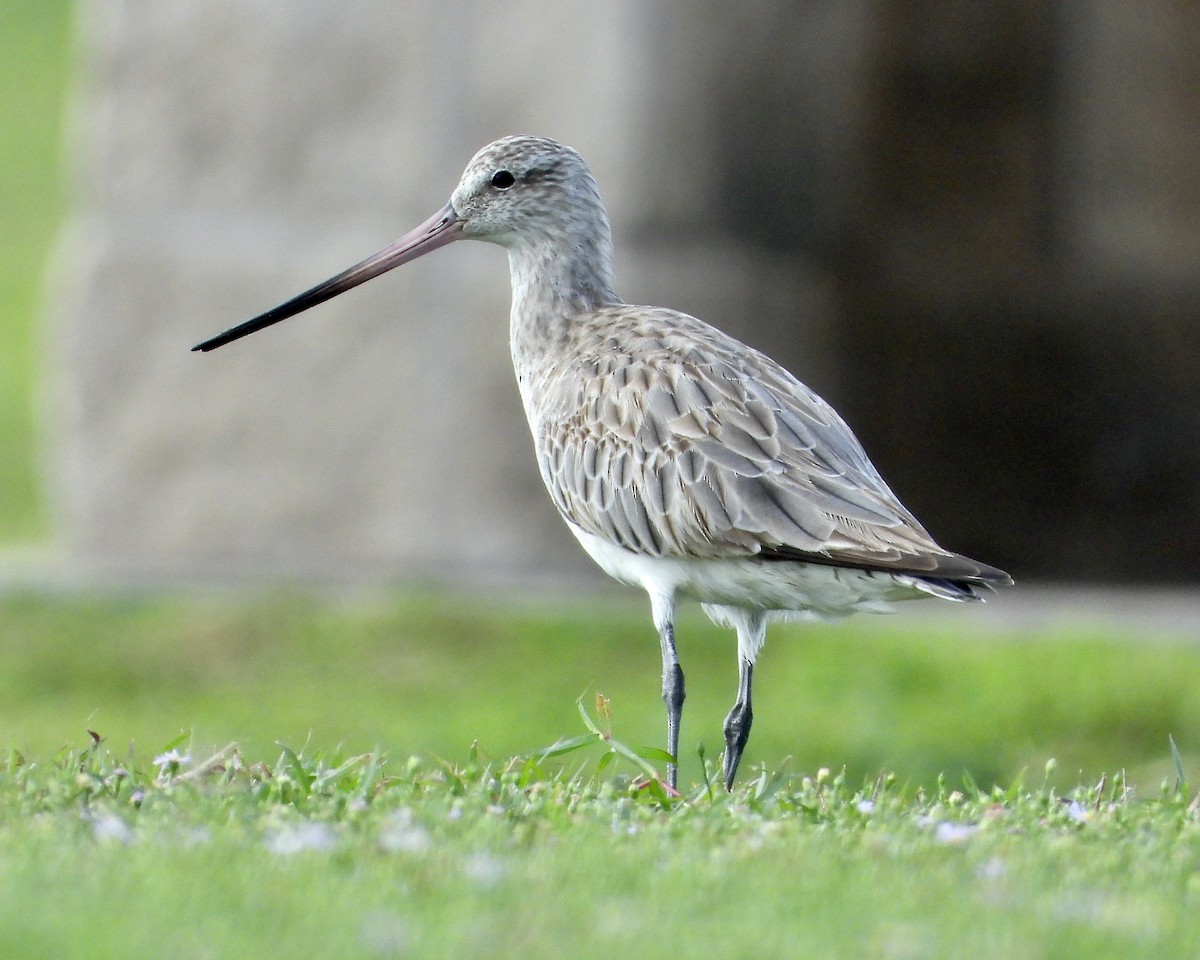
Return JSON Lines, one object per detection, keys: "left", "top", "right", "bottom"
{"left": 659, "top": 621, "right": 685, "bottom": 791}
{"left": 722, "top": 656, "right": 754, "bottom": 791}
{"left": 651, "top": 594, "right": 684, "bottom": 790}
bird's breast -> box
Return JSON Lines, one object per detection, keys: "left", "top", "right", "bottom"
{"left": 565, "top": 525, "right": 941, "bottom": 618}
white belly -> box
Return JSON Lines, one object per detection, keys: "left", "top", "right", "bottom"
{"left": 567, "top": 525, "right": 958, "bottom": 622}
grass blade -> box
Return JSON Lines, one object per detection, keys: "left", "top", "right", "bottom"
{"left": 608, "top": 738, "right": 661, "bottom": 781}
{"left": 524, "top": 734, "right": 596, "bottom": 761}
{"left": 276, "top": 743, "right": 315, "bottom": 792}
{"left": 576, "top": 696, "right": 603, "bottom": 737}
{"left": 1169, "top": 734, "right": 1187, "bottom": 792}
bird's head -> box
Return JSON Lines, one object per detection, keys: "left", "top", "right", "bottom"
{"left": 449, "top": 136, "right": 605, "bottom": 249}
{"left": 192, "top": 135, "right": 603, "bottom": 352}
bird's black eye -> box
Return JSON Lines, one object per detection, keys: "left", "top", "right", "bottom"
{"left": 490, "top": 170, "right": 516, "bottom": 189}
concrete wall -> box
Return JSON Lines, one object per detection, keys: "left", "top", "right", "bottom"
{"left": 46, "top": 1, "right": 1200, "bottom": 584}
{"left": 46, "top": 1, "right": 840, "bottom": 583}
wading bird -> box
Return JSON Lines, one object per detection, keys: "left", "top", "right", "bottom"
{"left": 195, "top": 136, "right": 1011, "bottom": 791}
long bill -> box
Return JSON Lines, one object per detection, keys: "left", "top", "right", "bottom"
{"left": 192, "top": 203, "right": 463, "bottom": 352}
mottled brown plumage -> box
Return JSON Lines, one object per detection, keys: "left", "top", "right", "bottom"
{"left": 195, "top": 135, "right": 1011, "bottom": 791}
{"left": 529, "top": 303, "right": 1001, "bottom": 578}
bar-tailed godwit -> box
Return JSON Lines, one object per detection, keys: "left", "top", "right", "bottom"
{"left": 195, "top": 136, "right": 1012, "bottom": 790}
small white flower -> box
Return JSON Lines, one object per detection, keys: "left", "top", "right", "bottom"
{"left": 176, "top": 826, "right": 212, "bottom": 848}
{"left": 934, "top": 821, "right": 979, "bottom": 844}
{"left": 153, "top": 749, "right": 192, "bottom": 778}
{"left": 265, "top": 822, "right": 336, "bottom": 855}
{"left": 978, "top": 857, "right": 1007, "bottom": 881}
{"left": 462, "top": 853, "right": 505, "bottom": 887}
{"left": 1065, "top": 800, "right": 1089, "bottom": 823}
{"left": 380, "top": 809, "right": 432, "bottom": 853}
{"left": 856, "top": 799, "right": 876, "bottom": 815}
{"left": 91, "top": 813, "right": 134, "bottom": 845}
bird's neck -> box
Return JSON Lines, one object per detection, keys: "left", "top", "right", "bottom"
{"left": 506, "top": 227, "right": 619, "bottom": 365}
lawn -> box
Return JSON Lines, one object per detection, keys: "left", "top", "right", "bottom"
{"left": 5, "top": 7, "right": 1200, "bottom": 958}
{"left": 2, "top": 590, "right": 1199, "bottom": 791}
{"left": 2, "top": 590, "right": 1200, "bottom": 957}
{"left": 2, "top": 595, "right": 1200, "bottom": 960}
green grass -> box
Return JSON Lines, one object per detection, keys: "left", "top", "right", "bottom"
{"left": 1, "top": 40, "right": 1197, "bottom": 917}
{"left": 3, "top": 589, "right": 1200, "bottom": 957}
{"left": 0, "top": 1, "right": 74, "bottom": 542}
{"left": 2, "top": 590, "right": 1198, "bottom": 791}
{"left": 3, "top": 724, "right": 1200, "bottom": 959}
{"left": 4, "top": 9, "right": 1200, "bottom": 956}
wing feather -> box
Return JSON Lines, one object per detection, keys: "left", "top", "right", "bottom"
{"left": 530, "top": 305, "right": 1007, "bottom": 583}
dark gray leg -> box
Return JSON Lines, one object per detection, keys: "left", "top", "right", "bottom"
{"left": 723, "top": 657, "right": 754, "bottom": 790}
{"left": 652, "top": 598, "right": 685, "bottom": 791}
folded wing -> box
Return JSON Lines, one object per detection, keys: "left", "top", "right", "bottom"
{"left": 534, "top": 306, "right": 1009, "bottom": 587}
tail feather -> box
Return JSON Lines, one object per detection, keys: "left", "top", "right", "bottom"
{"left": 761, "top": 544, "right": 1014, "bottom": 594}
{"left": 910, "top": 576, "right": 988, "bottom": 602}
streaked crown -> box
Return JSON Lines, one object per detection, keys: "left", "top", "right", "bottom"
{"left": 450, "top": 136, "right": 609, "bottom": 248}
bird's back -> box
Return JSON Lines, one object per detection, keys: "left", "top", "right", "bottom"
{"left": 521, "top": 303, "right": 1009, "bottom": 593}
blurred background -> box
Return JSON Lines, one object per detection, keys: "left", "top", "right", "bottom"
{"left": 1, "top": 1, "right": 1198, "bottom": 787}
{"left": 12, "top": 0, "right": 1198, "bottom": 586}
